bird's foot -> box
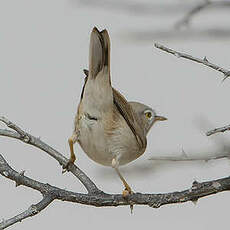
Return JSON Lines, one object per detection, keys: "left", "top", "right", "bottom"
{"left": 122, "top": 187, "right": 133, "bottom": 197}
{"left": 62, "top": 157, "right": 76, "bottom": 174}
{"left": 122, "top": 187, "right": 134, "bottom": 214}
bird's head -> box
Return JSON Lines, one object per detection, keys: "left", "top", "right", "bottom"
{"left": 129, "top": 102, "right": 167, "bottom": 135}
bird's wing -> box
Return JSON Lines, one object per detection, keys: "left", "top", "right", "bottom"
{"left": 112, "top": 88, "right": 147, "bottom": 150}
{"left": 80, "top": 70, "right": 88, "bottom": 100}
{"left": 82, "top": 69, "right": 146, "bottom": 150}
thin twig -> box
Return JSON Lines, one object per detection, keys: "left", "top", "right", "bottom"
{"left": 0, "top": 195, "right": 55, "bottom": 229}
{"left": 175, "top": 0, "right": 230, "bottom": 29}
{"left": 149, "top": 146, "right": 230, "bottom": 161}
{"left": 77, "top": 0, "right": 196, "bottom": 16}
{"left": 0, "top": 116, "right": 100, "bottom": 194}
{"left": 149, "top": 153, "right": 230, "bottom": 161}
{"left": 154, "top": 43, "right": 230, "bottom": 80}
{"left": 206, "top": 124, "right": 230, "bottom": 136}
{"left": 175, "top": 0, "right": 210, "bottom": 29}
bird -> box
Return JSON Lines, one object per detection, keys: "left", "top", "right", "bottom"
{"left": 67, "top": 27, "right": 167, "bottom": 196}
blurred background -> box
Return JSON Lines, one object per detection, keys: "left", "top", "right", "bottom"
{"left": 1, "top": 0, "right": 230, "bottom": 229}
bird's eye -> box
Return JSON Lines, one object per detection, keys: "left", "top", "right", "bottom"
{"left": 145, "top": 111, "right": 152, "bottom": 119}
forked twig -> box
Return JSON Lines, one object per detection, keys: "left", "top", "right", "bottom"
{"left": 1, "top": 117, "right": 230, "bottom": 228}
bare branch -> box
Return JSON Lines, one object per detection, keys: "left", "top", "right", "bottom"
{"left": 0, "top": 195, "right": 55, "bottom": 229}
{"left": 76, "top": 0, "right": 197, "bottom": 16}
{"left": 175, "top": 0, "right": 210, "bottom": 29}
{"left": 0, "top": 116, "right": 100, "bottom": 194}
{"left": 149, "top": 153, "right": 230, "bottom": 161}
{"left": 154, "top": 43, "right": 230, "bottom": 80}
{"left": 0, "top": 154, "right": 56, "bottom": 229}
{"left": 1, "top": 117, "right": 230, "bottom": 228}
{"left": 1, "top": 153, "right": 230, "bottom": 218}
{"left": 206, "top": 124, "right": 230, "bottom": 136}
{"left": 175, "top": 0, "right": 230, "bottom": 29}
{"left": 149, "top": 143, "right": 230, "bottom": 161}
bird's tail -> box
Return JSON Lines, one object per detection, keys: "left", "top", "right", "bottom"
{"left": 88, "top": 27, "right": 111, "bottom": 81}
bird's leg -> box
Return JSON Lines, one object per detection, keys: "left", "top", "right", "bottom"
{"left": 112, "top": 158, "right": 134, "bottom": 213}
{"left": 115, "top": 168, "right": 133, "bottom": 197}
{"left": 62, "top": 133, "right": 78, "bottom": 172}
{"left": 112, "top": 158, "right": 133, "bottom": 197}
{"left": 68, "top": 134, "right": 78, "bottom": 164}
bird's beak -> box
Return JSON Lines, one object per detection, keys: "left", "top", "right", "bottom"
{"left": 155, "top": 115, "right": 167, "bottom": 122}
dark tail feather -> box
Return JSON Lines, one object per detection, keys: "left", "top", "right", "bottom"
{"left": 88, "top": 27, "right": 110, "bottom": 79}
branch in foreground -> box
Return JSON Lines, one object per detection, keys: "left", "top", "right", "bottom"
{"left": 1, "top": 153, "right": 230, "bottom": 229}
{"left": 0, "top": 194, "right": 54, "bottom": 229}
{"left": 154, "top": 43, "right": 230, "bottom": 81}
{"left": 0, "top": 116, "right": 99, "bottom": 194}
{"left": 206, "top": 124, "right": 230, "bottom": 136}
{"left": 175, "top": 0, "right": 230, "bottom": 29}
{"left": 1, "top": 117, "right": 230, "bottom": 228}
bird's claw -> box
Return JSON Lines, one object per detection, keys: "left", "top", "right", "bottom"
{"left": 62, "top": 160, "right": 74, "bottom": 174}
{"left": 122, "top": 187, "right": 133, "bottom": 198}
{"left": 122, "top": 188, "right": 134, "bottom": 214}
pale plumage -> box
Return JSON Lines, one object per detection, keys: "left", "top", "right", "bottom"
{"left": 67, "top": 27, "right": 167, "bottom": 195}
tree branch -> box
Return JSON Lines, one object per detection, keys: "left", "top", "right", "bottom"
{"left": 0, "top": 116, "right": 100, "bottom": 194}
{"left": 154, "top": 43, "right": 230, "bottom": 81}
{"left": 1, "top": 153, "right": 230, "bottom": 227}
{"left": 1, "top": 117, "right": 230, "bottom": 228}
{"left": 175, "top": 0, "right": 230, "bottom": 29}
{"left": 149, "top": 152, "right": 230, "bottom": 161}
{"left": 175, "top": 0, "right": 211, "bottom": 29}
{"left": 0, "top": 195, "right": 55, "bottom": 229}
{"left": 206, "top": 124, "right": 230, "bottom": 136}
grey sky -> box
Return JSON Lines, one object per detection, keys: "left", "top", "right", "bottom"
{"left": 1, "top": 0, "right": 230, "bottom": 229}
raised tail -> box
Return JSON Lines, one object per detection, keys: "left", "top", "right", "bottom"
{"left": 88, "top": 27, "right": 111, "bottom": 80}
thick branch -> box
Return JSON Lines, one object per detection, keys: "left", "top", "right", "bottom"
{"left": 0, "top": 153, "right": 230, "bottom": 210}
{"left": 206, "top": 124, "right": 230, "bottom": 136}
{"left": 1, "top": 117, "right": 230, "bottom": 228}
{"left": 0, "top": 116, "right": 99, "bottom": 194}
{"left": 154, "top": 43, "right": 230, "bottom": 80}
